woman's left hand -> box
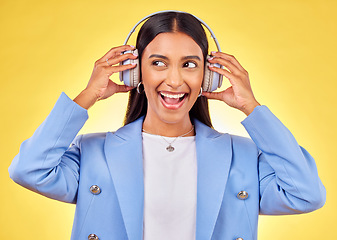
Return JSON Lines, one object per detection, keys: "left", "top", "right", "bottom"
{"left": 202, "top": 52, "right": 260, "bottom": 116}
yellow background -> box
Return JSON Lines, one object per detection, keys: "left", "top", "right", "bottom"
{"left": 1, "top": 0, "right": 336, "bottom": 239}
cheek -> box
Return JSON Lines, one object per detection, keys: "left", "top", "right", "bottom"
{"left": 141, "top": 67, "right": 167, "bottom": 92}
{"left": 142, "top": 74, "right": 163, "bottom": 92}
{"left": 141, "top": 66, "right": 161, "bottom": 99}
{"left": 185, "top": 71, "right": 204, "bottom": 93}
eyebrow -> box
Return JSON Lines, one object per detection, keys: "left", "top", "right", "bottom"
{"left": 149, "top": 54, "right": 168, "bottom": 60}
{"left": 182, "top": 55, "right": 201, "bottom": 61}
{"left": 149, "top": 54, "right": 201, "bottom": 61}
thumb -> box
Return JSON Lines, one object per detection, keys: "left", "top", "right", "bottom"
{"left": 202, "top": 91, "right": 224, "bottom": 101}
{"left": 115, "top": 84, "right": 134, "bottom": 93}
{"left": 101, "top": 81, "right": 133, "bottom": 100}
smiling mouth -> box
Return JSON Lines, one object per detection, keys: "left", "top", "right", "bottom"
{"left": 159, "top": 91, "right": 188, "bottom": 109}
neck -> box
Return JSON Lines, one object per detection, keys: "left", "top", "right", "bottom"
{"left": 142, "top": 115, "right": 195, "bottom": 137}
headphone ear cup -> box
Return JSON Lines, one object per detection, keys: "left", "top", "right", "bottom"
{"left": 202, "top": 55, "right": 223, "bottom": 92}
{"left": 119, "top": 49, "right": 140, "bottom": 87}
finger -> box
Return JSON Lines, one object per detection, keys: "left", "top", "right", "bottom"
{"left": 208, "top": 65, "right": 235, "bottom": 84}
{"left": 208, "top": 57, "right": 242, "bottom": 76}
{"left": 211, "top": 52, "right": 247, "bottom": 73}
{"left": 99, "top": 45, "right": 135, "bottom": 63}
{"left": 107, "top": 62, "right": 137, "bottom": 74}
{"left": 209, "top": 65, "right": 247, "bottom": 92}
{"left": 106, "top": 52, "right": 138, "bottom": 66}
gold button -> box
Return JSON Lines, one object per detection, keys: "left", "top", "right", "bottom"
{"left": 237, "top": 190, "right": 248, "bottom": 200}
{"left": 88, "top": 233, "right": 99, "bottom": 240}
{"left": 90, "top": 185, "right": 101, "bottom": 195}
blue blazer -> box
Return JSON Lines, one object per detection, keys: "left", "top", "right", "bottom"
{"left": 9, "top": 92, "right": 326, "bottom": 240}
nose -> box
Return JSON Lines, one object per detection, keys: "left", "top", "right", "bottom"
{"left": 164, "top": 65, "right": 184, "bottom": 89}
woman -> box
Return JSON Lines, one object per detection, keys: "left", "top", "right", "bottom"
{"left": 9, "top": 11, "right": 325, "bottom": 240}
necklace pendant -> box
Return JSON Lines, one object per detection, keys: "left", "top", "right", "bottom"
{"left": 166, "top": 145, "right": 175, "bottom": 152}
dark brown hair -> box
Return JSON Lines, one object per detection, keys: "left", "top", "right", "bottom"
{"left": 124, "top": 11, "right": 213, "bottom": 128}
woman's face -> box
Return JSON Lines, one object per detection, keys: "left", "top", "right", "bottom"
{"left": 141, "top": 32, "right": 204, "bottom": 126}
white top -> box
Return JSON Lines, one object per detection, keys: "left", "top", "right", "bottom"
{"left": 142, "top": 132, "right": 197, "bottom": 240}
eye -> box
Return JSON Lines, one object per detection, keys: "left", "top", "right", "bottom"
{"left": 183, "top": 61, "right": 197, "bottom": 68}
{"left": 152, "top": 60, "right": 166, "bottom": 67}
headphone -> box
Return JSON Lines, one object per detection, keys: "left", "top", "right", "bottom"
{"left": 119, "top": 10, "right": 223, "bottom": 92}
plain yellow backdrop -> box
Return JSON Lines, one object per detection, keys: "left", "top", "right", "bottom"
{"left": 1, "top": 0, "right": 336, "bottom": 239}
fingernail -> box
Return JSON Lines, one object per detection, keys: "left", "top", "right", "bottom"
{"left": 211, "top": 51, "right": 216, "bottom": 55}
{"left": 208, "top": 57, "right": 214, "bottom": 61}
{"left": 133, "top": 52, "right": 138, "bottom": 57}
{"left": 130, "top": 45, "right": 135, "bottom": 48}
{"left": 131, "top": 63, "right": 137, "bottom": 66}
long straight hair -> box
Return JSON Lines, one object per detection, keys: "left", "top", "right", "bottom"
{"left": 124, "top": 12, "right": 213, "bottom": 128}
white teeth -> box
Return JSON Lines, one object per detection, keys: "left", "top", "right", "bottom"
{"left": 160, "top": 92, "right": 185, "bottom": 99}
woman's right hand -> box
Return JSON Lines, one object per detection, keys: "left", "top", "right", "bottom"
{"left": 74, "top": 45, "right": 138, "bottom": 109}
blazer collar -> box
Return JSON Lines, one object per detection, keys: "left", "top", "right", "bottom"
{"left": 194, "top": 119, "right": 232, "bottom": 240}
{"left": 104, "top": 117, "right": 145, "bottom": 240}
{"left": 104, "top": 117, "right": 232, "bottom": 240}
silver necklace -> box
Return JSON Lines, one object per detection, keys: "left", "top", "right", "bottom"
{"left": 142, "top": 126, "right": 195, "bottom": 152}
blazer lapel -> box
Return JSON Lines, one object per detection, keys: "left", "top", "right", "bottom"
{"left": 194, "top": 120, "right": 232, "bottom": 240}
{"left": 104, "top": 117, "right": 145, "bottom": 240}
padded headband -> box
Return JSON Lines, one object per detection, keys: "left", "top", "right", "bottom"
{"left": 123, "top": 10, "right": 221, "bottom": 52}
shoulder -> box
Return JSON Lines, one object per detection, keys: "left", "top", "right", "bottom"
{"left": 230, "top": 134, "right": 255, "bottom": 148}
{"left": 81, "top": 132, "right": 107, "bottom": 141}
{"left": 195, "top": 118, "right": 256, "bottom": 147}
{"left": 71, "top": 117, "right": 144, "bottom": 147}
{"left": 71, "top": 132, "right": 108, "bottom": 148}
{"left": 230, "top": 134, "right": 259, "bottom": 157}
{"left": 195, "top": 119, "right": 259, "bottom": 157}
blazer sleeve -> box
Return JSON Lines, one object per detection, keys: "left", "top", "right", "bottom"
{"left": 241, "top": 105, "right": 326, "bottom": 215}
{"left": 8, "top": 92, "right": 88, "bottom": 203}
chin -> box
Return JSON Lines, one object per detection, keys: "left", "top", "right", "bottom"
{"left": 157, "top": 110, "right": 190, "bottom": 125}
